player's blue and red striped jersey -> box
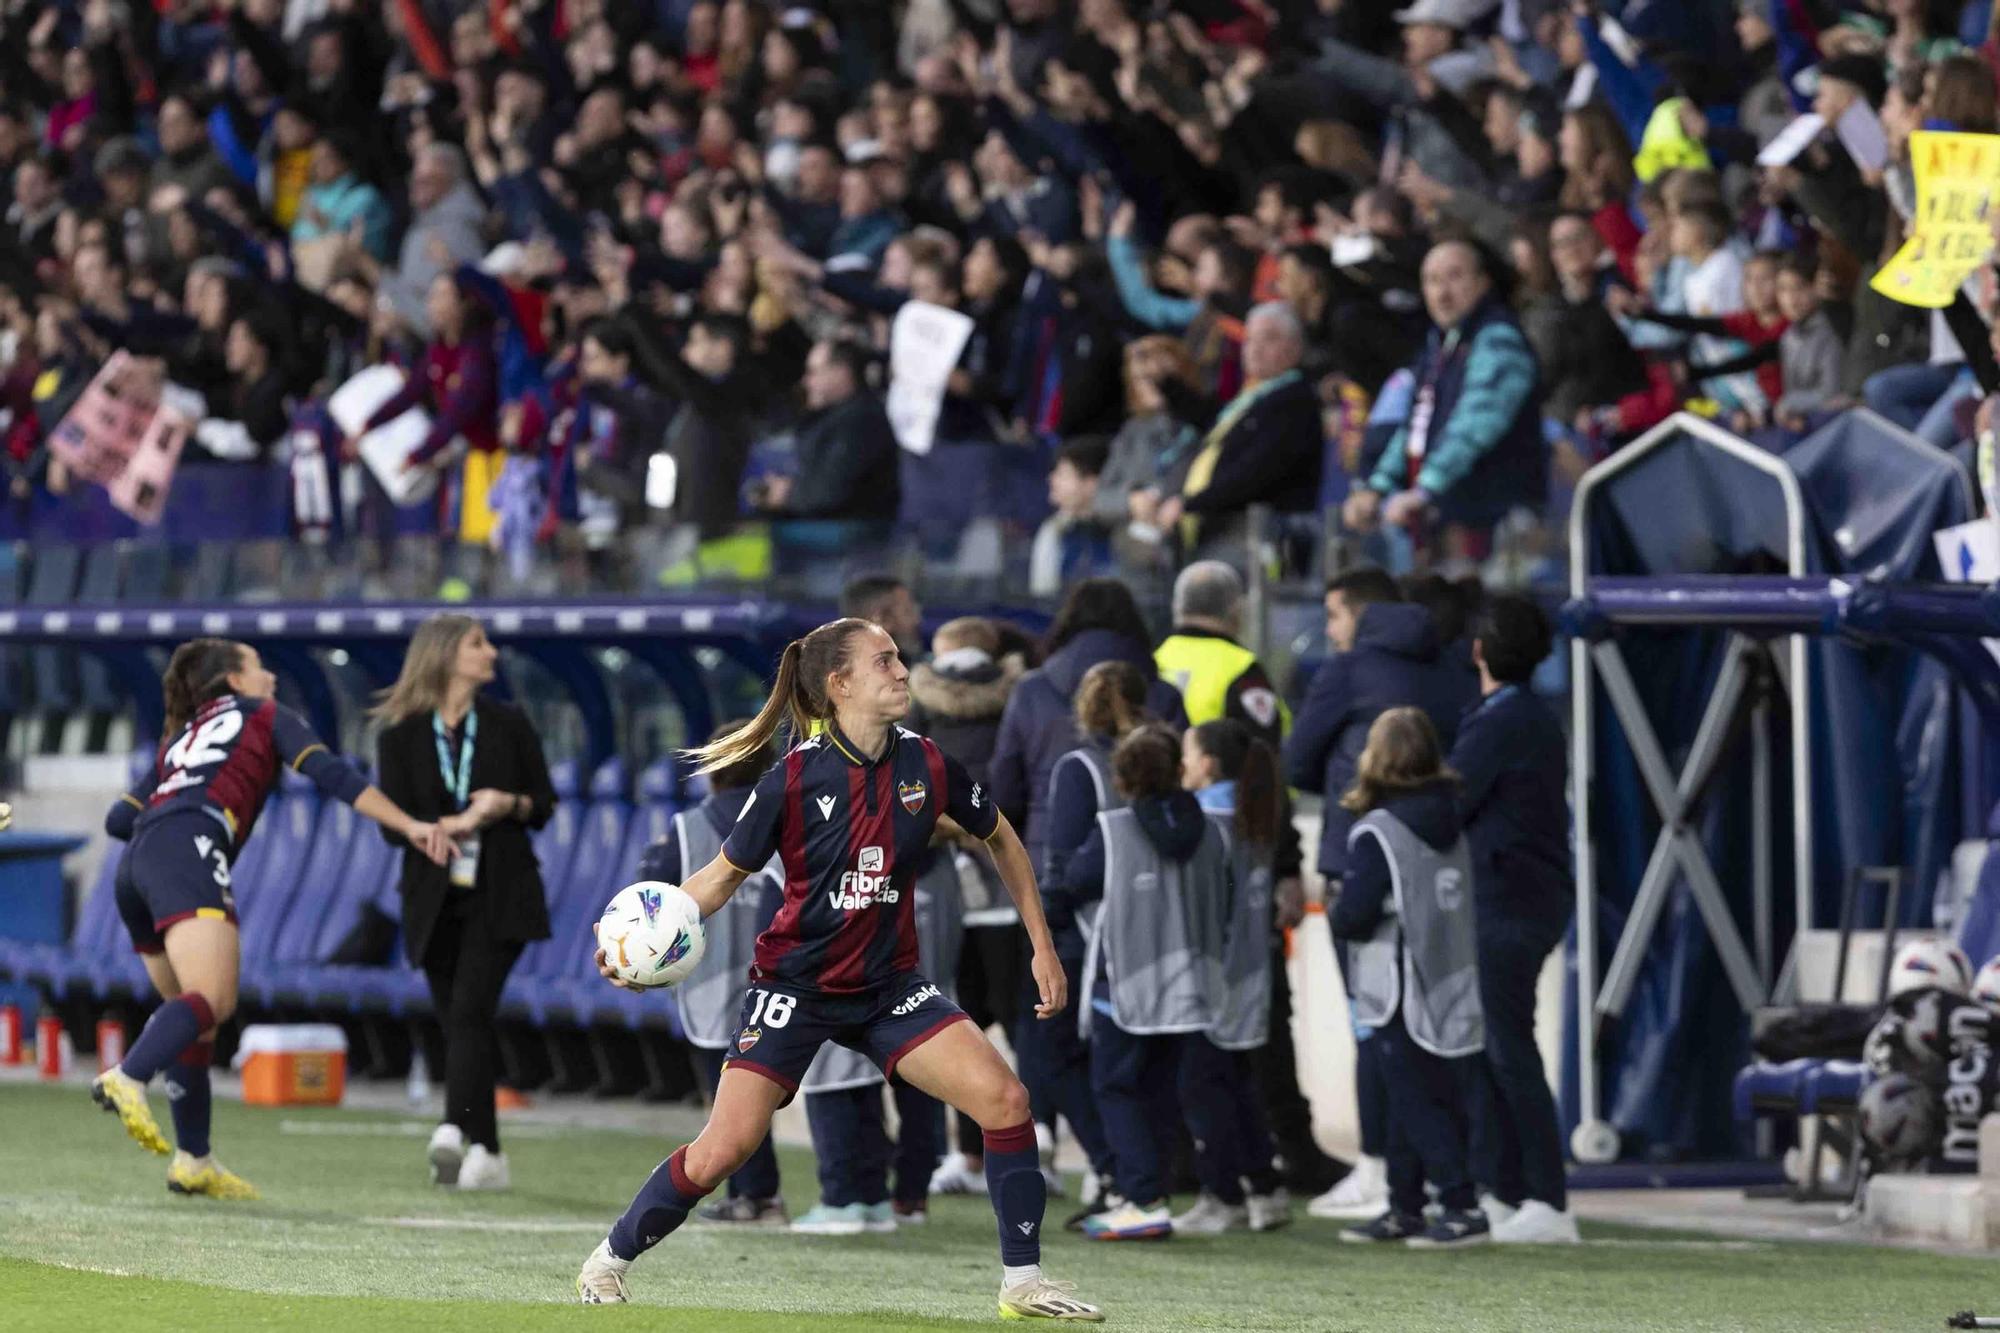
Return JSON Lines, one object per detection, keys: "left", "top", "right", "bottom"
{"left": 106, "top": 693, "right": 370, "bottom": 853}
{"left": 723, "top": 722, "right": 999, "bottom": 994}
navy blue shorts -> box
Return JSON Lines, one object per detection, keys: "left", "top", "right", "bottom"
{"left": 721, "top": 972, "right": 970, "bottom": 1106}
{"left": 115, "top": 812, "right": 239, "bottom": 955}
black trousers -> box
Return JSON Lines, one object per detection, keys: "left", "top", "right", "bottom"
{"left": 1088, "top": 1019, "right": 1180, "bottom": 1206}
{"left": 805, "top": 1080, "right": 946, "bottom": 1207}
{"left": 954, "top": 924, "right": 1026, "bottom": 1156}
{"left": 1377, "top": 1015, "right": 1477, "bottom": 1217}
{"left": 1179, "top": 1035, "right": 1280, "bottom": 1204}
{"left": 1470, "top": 928, "right": 1568, "bottom": 1209}
{"left": 420, "top": 894, "right": 525, "bottom": 1152}
{"left": 1250, "top": 936, "right": 1335, "bottom": 1183}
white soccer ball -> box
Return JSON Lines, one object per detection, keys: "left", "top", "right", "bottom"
{"left": 1886, "top": 937, "right": 1972, "bottom": 999}
{"left": 1973, "top": 956, "right": 2000, "bottom": 1011}
{"left": 595, "top": 881, "right": 706, "bottom": 989}
{"left": 1859, "top": 1072, "right": 1941, "bottom": 1163}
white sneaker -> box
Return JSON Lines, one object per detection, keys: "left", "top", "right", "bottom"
{"left": 1490, "top": 1199, "right": 1581, "bottom": 1245}
{"left": 1171, "top": 1193, "right": 1247, "bottom": 1234}
{"left": 1246, "top": 1189, "right": 1291, "bottom": 1233}
{"left": 427, "top": 1123, "right": 466, "bottom": 1187}
{"left": 1079, "top": 1169, "right": 1106, "bottom": 1208}
{"left": 576, "top": 1239, "right": 630, "bottom": 1304}
{"left": 1080, "top": 1199, "right": 1173, "bottom": 1241}
{"left": 928, "top": 1151, "right": 988, "bottom": 1196}
{"left": 1480, "top": 1194, "right": 1517, "bottom": 1228}
{"left": 1307, "top": 1157, "right": 1387, "bottom": 1219}
{"left": 458, "top": 1144, "right": 511, "bottom": 1191}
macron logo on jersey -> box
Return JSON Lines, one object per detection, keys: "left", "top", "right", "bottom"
{"left": 816, "top": 795, "right": 837, "bottom": 821}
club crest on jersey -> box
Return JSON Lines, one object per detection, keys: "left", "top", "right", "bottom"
{"left": 898, "top": 780, "right": 927, "bottom": 814}
{"left": 737, "top": 1026, "right": 761, "bottom": 1053}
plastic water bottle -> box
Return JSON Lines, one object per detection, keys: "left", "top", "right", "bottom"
{"left": 406, "top": 1049, "right": 431, "bottom": 1107}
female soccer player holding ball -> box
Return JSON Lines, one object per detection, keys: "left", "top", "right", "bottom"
{"left": 578, "top": 619, "right": 1101, "bottom": 1322}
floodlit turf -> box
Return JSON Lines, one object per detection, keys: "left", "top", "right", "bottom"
{"left": 3, "top": 1082, "right": 1999, "bottom": 1332}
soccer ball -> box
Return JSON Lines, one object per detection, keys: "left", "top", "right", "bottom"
{"left": 595, "top": 881, "right": 705, "bottom": 989}
{"left": 1859, "top": 1072, "right": 1941, "bottom": 1164}
{"left": 1886, "top": 937, "right": 1972, "bottom": 999}
{"left": 1973, "top": 956, "right": 2000, "bottom": 1011}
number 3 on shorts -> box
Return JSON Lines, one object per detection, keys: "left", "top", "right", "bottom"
{"left": 745, "top": 990, "right": 794, "bottom": 1028}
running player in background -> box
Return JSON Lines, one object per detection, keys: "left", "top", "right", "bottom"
{"left": 577, "top": 618, "right": 1102, "bottom": 1322}
{"left": 91, "top": 638, "right": 454, "bottom": 1197}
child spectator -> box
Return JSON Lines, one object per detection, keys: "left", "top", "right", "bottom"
{"left": 1772, "top": 256, "right": 1845, "bottom": 434}
{"left": 1030, "top": 437, "right": 1115, "bottom": 596}
{"left": 1331, "top": 707, "right": 1487, "bottom": 1250}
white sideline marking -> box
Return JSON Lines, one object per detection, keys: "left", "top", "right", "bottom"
{"left": 1585, "top": 1239, "right": 1775, "bottom": 1252}
{"left": 46, "top": 1260, "right": 137, "bottom": 1277}
{"left": 366, "top": 1216, "right": 604, "bottom": 1234}
{"left": 277, "top": 1120, "right": 565, "bottom": 1139}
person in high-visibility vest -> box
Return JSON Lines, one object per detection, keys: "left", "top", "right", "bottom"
{"left": 1153, "top": 561, "right": 1286, "bottom": 746}
{"left": 1153, "top": 560, "right": 1337, "bottom": 1195}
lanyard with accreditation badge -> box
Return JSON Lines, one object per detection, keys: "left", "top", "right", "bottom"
{"left": 434, "top": 709, "right": 481, "bottom": 889}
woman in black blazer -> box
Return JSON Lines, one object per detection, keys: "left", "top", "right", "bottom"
{"left": 375, "top": 613, "right": 557, "bottom": 1191}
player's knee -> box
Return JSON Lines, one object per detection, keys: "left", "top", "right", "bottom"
{"left": 987, "top": 1075, "right": 1031, "bottom": 1129}
{"left": 689, "top": 1132, "right": 757, "bottom": 1184}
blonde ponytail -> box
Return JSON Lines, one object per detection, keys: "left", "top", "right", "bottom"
{"left": 689, "top": 641, "right": 805, "bottom": 776}
{"left": 686, "top": 618, "right": 874, "bottom": 775}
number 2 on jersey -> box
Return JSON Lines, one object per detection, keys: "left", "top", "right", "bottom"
{"left": 745, "top": 990, "right": 795, "bottom": 1028}
{"left": 164, "top": 708, "right": 244, "bottom": 775}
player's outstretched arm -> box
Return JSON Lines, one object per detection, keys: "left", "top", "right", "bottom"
{"left": 353, "top": 786, "right": 457, "bottom": 867}
{"left": 985, "top": 811, "right": 1068, "bottom": 1019}
{"left": 682, "top": 850, "right": 753, "bottom": 920}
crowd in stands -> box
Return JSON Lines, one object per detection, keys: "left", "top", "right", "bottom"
{"left": 6, "top": 0, "right": 2000, "bottom": 592}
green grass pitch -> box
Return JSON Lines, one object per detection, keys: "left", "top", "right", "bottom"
{"left": 2, "top": 1081, "right": 1996, "bottom": 1331}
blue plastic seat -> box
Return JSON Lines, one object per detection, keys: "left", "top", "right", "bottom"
{"left": 75, "top": 544, "right": 122, "bottom": 714}
{"left": 3, "top": 838, "right": 127, "bottom": 996}
{"left": 236, "top": 770, "right": 325, "bottom": 965}
{"left": 24, "top": 545, "right": 83, "bottom": 715}
{"left": 1800, "top": 1060, "right": 1870, "bottom": 1115}
{"left": 240, "top": 771, "right": 349, "bottom": 1006}
{"left": 1731, "top": 1058, "right": 1817, "bottom": 1124}
{"left": 514, "top": 760, "right": 632, "bottom": 1026}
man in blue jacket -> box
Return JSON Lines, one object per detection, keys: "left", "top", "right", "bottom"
{"left": 1286, "top": 566, "right": 1473, "bottom": 879}
{"left": 1284, "top": 564, "right": 1472, "bottom": 1219}
{"left": 1450, "top": 594, "right": 1576, "bottom": 1245}
{"left": 1341, "top": 240, "right": 1545, "bottom": 557}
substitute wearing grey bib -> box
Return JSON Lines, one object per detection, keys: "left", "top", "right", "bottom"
{"left": 673, "top": 808, "right": 784, "bottom": 1051}
{"left": 1345, "top": 809, "right": 1483, "bottom": 1058}
{"left": 800, "top": 850, "right": 967, "bottom": 1093}
{"left": 1078, "top": 806, "right": 1230, "bottom": 1040}
{"left": 1207, "top": 819, "right": 1274, "bottom": 1052}
{"left": 1050, "top": 743, "right": 1121, "bottom": 941}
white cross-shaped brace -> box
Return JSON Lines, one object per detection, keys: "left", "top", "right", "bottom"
{"left": 1590, "top": 632, "right": 1774, "bottom": 1022}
